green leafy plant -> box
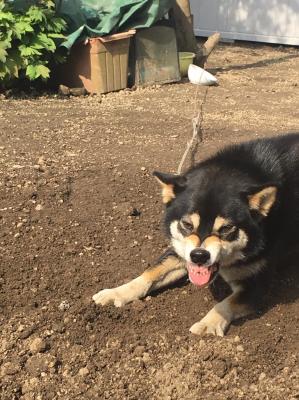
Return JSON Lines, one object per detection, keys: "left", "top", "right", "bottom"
{"left": 0, "top": 0, "right": 66, "bottom": 86}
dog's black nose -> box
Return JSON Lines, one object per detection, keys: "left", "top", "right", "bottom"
{"left": 190, "top": 248, "right": 210, "bottom": 264}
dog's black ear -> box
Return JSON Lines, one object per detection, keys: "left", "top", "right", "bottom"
{"left": 153, "top": 171, "right": 187, "bottom": 204}
{"left": 245, "top": 185, "right": 277, "bottom": 217}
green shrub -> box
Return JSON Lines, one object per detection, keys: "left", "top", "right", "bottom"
{"left": 0, "top": 0, "right": 66, "bottom": 86}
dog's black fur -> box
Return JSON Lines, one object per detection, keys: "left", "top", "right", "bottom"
{"left": 93, "top": 133, "right": 299, "bottom": 336}
{"left": 159, "top": 133, "right": 299, "bottom": 269}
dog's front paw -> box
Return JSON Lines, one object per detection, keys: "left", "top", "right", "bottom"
{"left": 189, "top": 307, "right": 230, "bottom": 337}
{"left": 92, "top": 288, "right": 129, "bottom": 307}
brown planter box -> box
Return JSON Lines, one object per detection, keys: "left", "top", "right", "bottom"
{"left": 58, "top": 30, "right": 135, "bottom": 94}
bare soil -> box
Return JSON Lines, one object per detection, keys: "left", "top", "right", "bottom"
{"left": 1, "top": 42, "right": 299, "bottom": 400}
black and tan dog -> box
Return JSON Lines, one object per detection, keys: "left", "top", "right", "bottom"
{"left": 93, "top": 133, "right": 299, "bottom": 336}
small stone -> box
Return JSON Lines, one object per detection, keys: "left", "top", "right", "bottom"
{"left": 33, "top": 164, "right": 45, "bottom": 172}
{"left": 35, "top": 204, "right": 43, "bottom": 211}
{"left": 212, "top": 359, "right": 228, "bottom": 378}
{"left": 141, "top": 167, "right": 146, "bottom": 171}
{"left": 58, "top": 300, "right": 70, "bottom": 311}
{"left": 134, "top": 345, "right": 145, "bottom": 357}
{"left": 69, "top": 87, "right": 87, "bottom": 96}
{"left": 0, "top": 361, "right": 21, "bottom": 376}
{"left": 19, "top": 325, "right": 36, "bottom": 339}
{"left": 25, "top": 354, "right": 57, "bottom": 376}
{"left": 236, "top": 345, "right": 244, "bottom": 352}
{"left": 29, "top": 338, "right": 47, "bottom": 354}
{"left": 78, "top": 367, "right": 89, "bottom": 377}
{"left": 259, "top": 372, "right": 266, "bottom": 381}
{"left": 142, "top": 353, "right": 151, "bottom": 363}
{"left": 249, "top": 384, "right": 258, "bottom": 392}
{"left": 18, "top": 324, "right": 25, "bottom": 332}
{"left": 52, "top": 322, "right": 65, "bottom": 334}
{"left": 201, "top": 349, "right": 213, "bottom": 361}
{"left": 234, "top": 335, "right": 240, "bottom": 342}
{"left": 37, "top": 156, "right": 45, "bottom": 166}
{"left": 22, "top": 377, "right": 39, "bottom": 394}
{"left": 131, "top": 299, "right": 146, "bottom": 311}
{"left": 129, "top": 207, "right": 141, "bottom": 217}
{"left": 58, "top": 85, "right": 70, "bottom": 96}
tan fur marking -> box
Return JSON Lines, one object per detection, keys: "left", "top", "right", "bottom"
{"left": 186, "top": 234, "right": 200, "bottom": 247}
{"left": 228, "top": 295, "right": 250, "bottom": 313}
{"left": 203, "top": 235, "right": 221, "bottom": 247}
{"left": 161, "top": 184, "right": 175, "bottom": 204}
{"left": 190, "top": 213, "right": 200, "bottom": 229}
{"left": 154, "top": 177, "right": 176, "bottom": 204}
{"left": 248, "top": 186, "right": 277, "bottom": 216}
{"left": 142, "top": 256, "right": 183, "bottom": 282}
{"left": 213, "top": 216, "right": 231, "bottom": 231}
{"left": 223, "top": 290, "right": 253, "bottom": 319}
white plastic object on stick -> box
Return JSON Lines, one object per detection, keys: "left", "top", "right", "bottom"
{"left": 188, "top": 64, "right": 218, "bottom": 86}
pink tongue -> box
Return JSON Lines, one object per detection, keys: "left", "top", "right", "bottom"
{"left": 187, "top": 262, "right": 213, "bottom": 287}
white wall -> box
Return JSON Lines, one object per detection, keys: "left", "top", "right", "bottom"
{"left": 190, "top": 0, "right": 299, "bottom": 45}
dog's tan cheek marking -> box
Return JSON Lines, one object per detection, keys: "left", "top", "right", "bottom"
{"left": 202, "top": 235, "right": 221, "bottom": 264}
{"left": 190, "top": 213, "right": 200, "bottom": 230}
{"left": 185, "top": 234, "right": 200, "bottom": 247}
{"left": 203, "top": 235, "right": 221, "bottom": 247}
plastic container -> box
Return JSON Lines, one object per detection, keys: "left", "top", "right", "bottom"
{"left": 179, "top": 52, "right": 195, "bottom": 77}
{"left": 58, "top": 30, "right": 135, "bottom": 94}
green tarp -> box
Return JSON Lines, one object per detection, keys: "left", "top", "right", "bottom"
{"left": 57, "top": 0, "right": 175, "bottom": 48}
{"left": 10, "top": 0, "right": 175, "bottom": 48}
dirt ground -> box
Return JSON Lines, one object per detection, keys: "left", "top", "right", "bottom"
{"left": 1, "top": 42, "right": 299, "bottom": 400}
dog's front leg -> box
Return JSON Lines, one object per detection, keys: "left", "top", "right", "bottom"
{"left": 190, "top": 283, "right": 254, "bottom": 337}
{"left": 92, "top": 250, "right": 186, "bottom": 307}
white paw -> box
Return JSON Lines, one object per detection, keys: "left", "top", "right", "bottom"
{"left": 189, "top": 307, "right": 230, "bottom": 337}
{"left": 92, "top": 288, "right": 129, "bottom": 307}
{"left": 92, "top": 277, "right": 150, "bottom": 308}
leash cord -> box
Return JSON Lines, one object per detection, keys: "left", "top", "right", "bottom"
{"left": 177, "top": 86, "right": 209, "bottom": 175}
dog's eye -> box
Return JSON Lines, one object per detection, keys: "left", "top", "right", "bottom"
{"left": 219, "top": 225, "right": 237, "bottom": 240}
{"left": 180, "top": 218, "right": 193, "bottom": 232}
{"left": 219, "top": 224, "right": 234, "bottom": 233}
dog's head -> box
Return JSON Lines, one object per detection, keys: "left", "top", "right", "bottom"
{"left": 154, "top": 166, "right": 277, "bottom": 286}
